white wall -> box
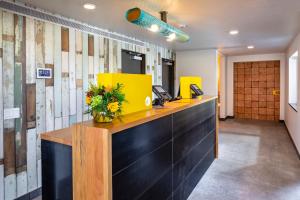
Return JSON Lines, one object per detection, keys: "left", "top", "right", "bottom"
{"left": 175, "top": 49, "right": 218, "bottom": 96}
{"left": 225, "top": 53, "right": 286, "bottom": 120}
{"left": 285, "top": 33, "right": 300, "bottom": 153}
{"left": 219, "top": 52, "right": 226, "bottom": 118}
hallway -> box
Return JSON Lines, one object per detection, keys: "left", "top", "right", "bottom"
{"left": 188, "top": 119, "right": 300, "bottom": 200}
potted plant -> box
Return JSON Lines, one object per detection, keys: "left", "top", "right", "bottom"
{"left": 85, "top": 83, "right": 126, "bottom": 123}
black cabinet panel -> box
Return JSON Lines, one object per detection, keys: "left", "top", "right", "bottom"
{"left": 173, "top": 131, "right": 216, "bottom": 190}
{"left": 173, "top": 116, "right": 216, "bottom": 163}
{"left": 173, "top": 100, "right": 216, "bottom": 138}
{"left": 113, "top": 142, "right": 172, "bottom": 200}
{"left": 138, "top": 168, "right": 172, "bottom": 200}
{"left": 41, "top": 140, "right": 72, "bottom": 200}
{"left": 173, "top": 148, "right": 215, "bottom": 200}
{"left": 112, "top": 115, "right": 172, "bottom": 174}
{"left": 42, "top": 99, "right": 217, "bottom": 200}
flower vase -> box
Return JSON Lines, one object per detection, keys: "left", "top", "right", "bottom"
{"left": 92, "top": 111, "right": 113, "bottom": 123}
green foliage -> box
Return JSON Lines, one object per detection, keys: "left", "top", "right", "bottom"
{"left": 85, "top": 82, "right": 126, "bottom": 119}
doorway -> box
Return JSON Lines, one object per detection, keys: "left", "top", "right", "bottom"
{"left": 121, "top": 50, "right": 146, "bottom": 74}
{"left": 234, "top": 61, "right": 280, "bottom": 121}
{"left": 162, "top": 58, "right": 175, "bottom": 97}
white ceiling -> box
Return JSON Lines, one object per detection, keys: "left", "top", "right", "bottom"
{"left": 19, "top": 0, "right": 300, "bottom": 55}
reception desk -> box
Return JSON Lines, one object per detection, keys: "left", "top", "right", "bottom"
{"left": 41, "top": 96, "right": 218, "bottom": 200}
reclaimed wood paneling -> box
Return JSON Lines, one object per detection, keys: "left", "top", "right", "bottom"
{"left": 117, "top": 40, "right": 121, "bottom": 72}
{"left": 37, "top": 159, "right": 41, "bottom": 188}
{"left": 54, "top": 117, "right": 62, "bottom": 130}
{"left": 99, "top": 36, "right": 105, "bottom": 73}
{"left": 15, "top": 16, "right": 27, "bottom": 186}
{"left": 54, "top": 25, "right": 62, "bottom": 118}
{"left": 61, "top": 27, "right": 69, "bottom": 52}
{"left": 88, "top": 34, "right": 94, "bottom": 56}
{"left": 76, "top": 88, "right": 83, "bottom": 122}
{"left": 45, "top": 22, "right": 55, "bottom": 132}
{"left": 26, "top": 84, "right": 36, "bottom": 129}
{"left": 103, "top": 37, "right": 109, "bottom": 73}
{"left": 61, "top": 51, "right": 70, "bottom": 120}
{"left": 3, "top": 13, "right": 16, "bottom": 193}
{"left": 45, "top": 22, "right": 54, "bottom": 65}
{"left": 45, "top": 86, "right": 54, "bottom": 132}
{"left": 26, "top": 128, "right": 37, "bottom": 192}
{"left": 35, "top": 21, "right": 45, "bottom": 165}
{"left": 93, "top": 36, "right": 99, "bottom": 83}
{"left": 109, "top": 39, "right": 114, "bottom": 72}
{"left": 69, "top": 115, "right": 77, "bottom": 125}
{"left": 75, "top": 31, "right": 83, "bottom": 122}
{"left": 0, "top": 165, "right": 4, "bottom": 200}
{"left": 69, "top": 28, "right": 76, "bottom": 116}
{"left": 5, "top": 174, "right": 16, "bottom": 200}
{"left": 16, "top": 171, "right": 27, "bottom": 197}
{"left": 62, "top": 116, "right": 69, "bottom": 128}
{"left": 82, "top": 33, "right": 89, "bottom": 119}
{"left": 25, "top": 17, "right": 35, "bottom": 84}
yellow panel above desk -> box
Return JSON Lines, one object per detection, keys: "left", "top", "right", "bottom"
{"left": 180, "top": 76, "right": 202, "bottom": 99}
{"left": 97, "top": 73, "right": 152, "bottom": 115}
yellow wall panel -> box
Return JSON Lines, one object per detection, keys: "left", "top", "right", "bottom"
{"left": 97, "top": 73, "right": 152, "bottom": 115}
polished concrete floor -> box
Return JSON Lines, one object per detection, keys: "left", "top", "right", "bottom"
{"left": 188, "top": 119, "right": 300, "bottom": 200}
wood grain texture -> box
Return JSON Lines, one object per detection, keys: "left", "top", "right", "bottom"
{"left": 3, "top": 11, "right": 16, "bottom": 178}
{"left": 72, "top": 124, "right": 112, "bottom": 200}
{"left": 82, "top": 33, "right": 88, "bottom": 116}
{"left": 112, "top": 40, "right": 117, "bottom": 73}
{"left": 61, "top": 51, "right": 70, "bottom": 118}
{"left": 54, "top": 117, "right": 62, "bottom": 131}
{"left": 109, "top": 39, "right": 113, "bottom": 73}
{"left": 41, "top": 96, "right": 217, "bottom": 146}
{"left": 26, "top": 84, "right": 36, "bottom": 129}
{"left": 35, "top": 21, "right": 45, "bottom": 162}
{"left": 88, "top": 34, "right": 94, "bottom": 56}
{"left": 93, "top": 36, "right": 99, "bottom": 83}
{"left": 61, "top": 27, "right": 69, "bottom": 52}
{"left": 54, "top": 24, "right": 62, "bottom": 118}
{"left": 69, "top": 28, "right": 76, "bottom": 90}
{"left": 99, "top": 36, "right": 104, "bottom": 73}
{"left": 45, "top": 86, "right": 55, "bottom": 132}
{"left": 25, "top": 17, "right": 35, "bottom": 84}
{"left": 5, "top": 173, "right": 16, "bottom": 200}
{"left": 15, "top": 15, "right": 27, "bottom": 176}
{"left": 117, "top": 40, "right": 121, "bottom": 72}
{"left": 26, "top": 128, "right": 37, "bottom": 191}
{"left": 103, "top": 37, "right": 109, "bottom": 73}
{"left": 16, "top": 171, "right": 28, "bottom": 197}
{"left": 76, "top": 88, "right": 83, "bottom": 122}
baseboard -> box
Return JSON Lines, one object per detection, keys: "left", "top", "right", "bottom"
{"left": 283, "top": 121, "right": 300, "bottom": 160}
{"left": 16, "top": 187, "right": 41, "bottom": 200}
{"left": 219, "top": 116, "right": 234, "bottom": 121}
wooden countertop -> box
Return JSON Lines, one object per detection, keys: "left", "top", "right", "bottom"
{"left": 41, "top": 95, "right": 217, "bottom": 146}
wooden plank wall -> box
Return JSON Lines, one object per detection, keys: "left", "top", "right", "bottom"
{"left": 0, "top": 9, "right": 174, "bottom": 199}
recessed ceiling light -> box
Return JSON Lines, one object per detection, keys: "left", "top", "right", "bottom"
{"left": 229, "top": 30, "right": 239, "bottom": 35}
{"left": 148, "top": 24, "right": 159, "bottom": 32}
{"left": 248, "top": 45, "right": 254, "bottom": 49}
{"left": 83, "top": 3, "right": 96, "bottom": 10}
{"left": 166, "top": 33, "right": 176, "bottom": 42}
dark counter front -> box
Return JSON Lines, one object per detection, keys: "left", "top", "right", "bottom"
{"left": 41, "top": 96, "right": 217, "bottom": 200}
